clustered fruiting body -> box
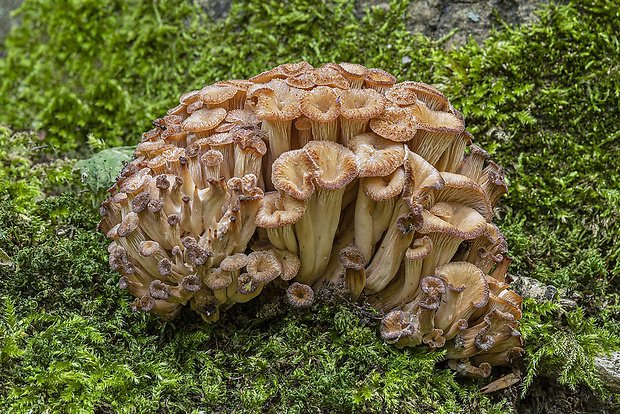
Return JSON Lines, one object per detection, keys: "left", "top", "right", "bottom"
{"left": 100, "top": 62, "right": 523, "bottom": 377}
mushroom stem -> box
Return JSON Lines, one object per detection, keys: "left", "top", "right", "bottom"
{"left": 364, "top": 199, "right": 415, "bottom": 294}
{"left": 295, "top": 186, "right": 346, "bottom": 285}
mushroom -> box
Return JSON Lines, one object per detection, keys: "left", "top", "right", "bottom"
{"left": 408, "top": 101, "right": 465, "bottom": 166}
{"left": 293, "top": 141, "right": 358, "bottom": 286}
{"left": 255, "top": 79, "right": 301, "bottom": 163}
{"left": 299, "top": 86, "right": 341, "bottom": 143}
{"left": 286, "top": 282, "right": 314, "bottom": 308}
{"left": 102, "top": 63, "right": 523, "bottom": 369}
{"left": 338, "top": 246, "right": 367, "bottom": 301}
{"left": 338, "top": 89, "right": 386, "bottom": 145}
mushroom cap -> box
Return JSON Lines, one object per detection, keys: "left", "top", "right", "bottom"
{"left": 405, "top": 235, "right": 433, "bottom": 261}
{"left": 255, "top": 192, "right": 307, "bottom": 228}
{"left": 255, "top": 80, "right": 301, "bottom": 121}
{"left": 299, "top": 86, "right": 341, "bottom": 123}
{"left": 271, "top": 149, "right": 316, "bottom": 200}
{"left": 231, "top": 124, "right": 268, "bottom": 156}
{"left": 180, "top": 90, "right": 201, "bottom": 105}
{"left": 186, "top": 100, "right": 205, "bottom": 114}
{"left": 117, "top": 212, "right": 140, "bottom": 237}
{"left": 364, "top": 68, "right": 397, "bottom": 90}
{"left": 381, "top": 310, "right": 413, "bottom": 342}
{"left": 132, "top": 192, "right": 152, "bottom": 213}
{"left": 181, "top": 275, "right": 202, "bottom": 292}
{"left": 118, "top": 168, "right": 152, "bottom": 195}
{"left": 369, "top": 103, "right": 417, "bottom": 142}
{"left": 361, "top": 167, "right": 406, "bottom": 201}
{"left": 135, "top": 139, "right": 166, "bottom": 157}
{"left": 149, "top": 280, "right": 172, "bottom": 300}
{"left": 286, "top": 282, "right": 314, "bottom": 308}
{"left": 431, "top": 173, "right": 493, "bottom": 222}
{"left": 415, "top": 202, "right": 488, "bottom": 240}
{"left": 311, "top": 64, "right": 349, "bottom": 89}
{"left": 304, "top": 140, "right": 358, "bottom": 190}
{"left": 272, "top": 249, "right": 301, "bottom": 281}
{"left": 205, "top": 132, "right": 234, "bottom": 147}
{"left": 139, "top": 240, "right": 161, "bottom": 257}
{"left": 385, "top": 82, "right": 419, "bottom": 106}
{"left": 411, "top": 100, "right": 464, "bottom": 134}
{"left": 339, "top": 88, "right": 387, "bottom": 120}
{"left": 246, "top": 250, "right": 283, "bottom": 283}
{"left": 226, "top": 108, "right": 260, "bottom": 125}
{"left": 420, "top": 276, "right": 446, "bottom": 310}
{"left": 236, "top": 272, "right": 260, "bottom": 295}
{"left": 205, "top": 267, "right": 233, "bottom": 290}
{"left": 338, "top": 246, "right": 366, "bottom": 271}
{"left": 339, "top": 62, "right": 369, "bottom": 82}
{"left": 402, "top": 148, "right": 445, "bottom": 212}
{"left": 278, "top": 61, "right": 314, "bottom": 77}
{"left": 286, "top": 72, "right": 315, "bottom": 90}
{"left": 182, "top": 108, "right": 227, "bottom": 133}
{"left": 436, "top": 262, "right": 490, "bottom": 309}
{"left": 220, "top": 253, "right": 249, "bottom": 271}
{"left": 348, "top": 132, "right": 405, "bottom": 177}
{"left": 405, "top": 82, "right": 450, "bottom": 111}
{"left": 201, "top": 150, "right": 225, "bottom": 167}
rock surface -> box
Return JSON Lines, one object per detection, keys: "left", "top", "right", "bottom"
{"left": 594, "top": 352, "right": 620, "bottom": 394}
{"left": 0, "top": 0, "right": 23, "bottom": 46}
{"left": 356, "top": 0, "right": 550, "bottom": 48}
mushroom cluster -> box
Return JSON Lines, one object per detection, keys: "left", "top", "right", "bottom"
{"left": 99, "top": 62, "right": 523, "bottom": 376}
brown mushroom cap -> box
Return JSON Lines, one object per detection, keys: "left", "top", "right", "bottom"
{"left": 428, "top": 172, "right": 493, "bottom": 222}
{"left": 385, "top": 82, "right": 419, "bottom": 106}
{"left": 338, "top": 62, "right": 369, "bottom": 87}
{"left": 348, "top": 132, "right": 405, "bottom": 177}
{"left": 226, "top": 109, "right": 260, "bottom": 125}
{"left": 180, "top": 90, "right": 201, "bottom": 106}
{"left": 286, "top": 282, "right": 314, "bottom": 308}
{"left": 272, "top": 249, "right": 301, "bottom": 281}
{"left": 339, "top": 89, "right": 386, "bottom": 120}
{"left": 182, "top": 108, "right": 227, "bottom": 134}
{"left": 364, "top": 68, "right": 397, "bottom": 91}
{"left": 405, "top": 82, "right": 450, "bottom": 111}
{"left": 299, "top": 86, "right": 341, "bottom": 123}
{"left": 255, "top": 192, "right": 307, "bottom": 228}
{"left": 381, "top": 310, "right": 414, "bottom": 342}
{"left": 149, "top": 279, "right": 172, "bottom": 300}
{"left": 246, "top": 250, "right": 283, "bottom": 283}
{"left": 311, "top": 64, "right": 349, "bottom": 89}
{"left": 304, "top": 141, "right": 358, "bottom": 190}
{"left": 278, "top": 61, "right": 314, "bottom": 77}
{"left": 339, "top": 246, "right": 366, "bottom": 271}
{"left": 369, "top": 103, "right": 417, "bottom": 143}
{"left": 416, "top": 202, "right": 488, "bottom": 240}
{"left": 205, "top": 267, "right": 233, "bottom": 290}
{"left": 361, "top": 167, "right": 406, "bottom": 201}
{"left": 254, "top": 80, "right": 301, "bottom": 121}
{"left": 201, "top": 150, "right": 224, "bottom": 167}
{"left": 271, "top": 149, "right": 316, "bottom": 200}
{"left": 220, "top": 253, "right": 249, "bottom": 272}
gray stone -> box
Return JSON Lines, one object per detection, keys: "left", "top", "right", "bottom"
{"left": 511, "top": 275, "right": 559, "bottom": 303}
{"left": 194, "top": 0, "right": 232, "bottom": 21}
{"left": 357, "top": 0, "right": 551, "bottom": 49}
{"left": 0, "top": 0, "right": 24, "bottom": 45}
{"left": 594, "top": 352, "right": 620, "bottom": 394}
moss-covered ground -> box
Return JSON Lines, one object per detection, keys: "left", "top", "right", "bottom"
{"left": 0, "top": 0, "right": 619, "bottom": 412}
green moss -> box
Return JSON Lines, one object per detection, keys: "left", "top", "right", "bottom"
{"left": 1, "top": 0, "right": 620, "bottom": 411}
